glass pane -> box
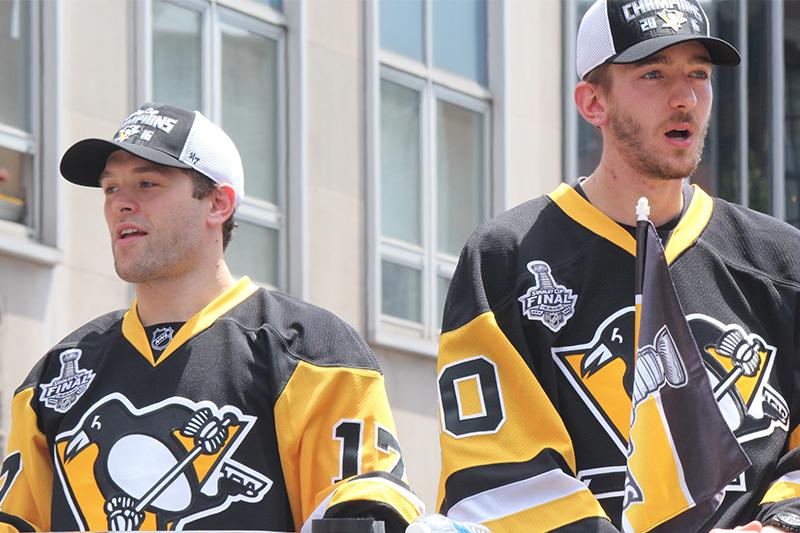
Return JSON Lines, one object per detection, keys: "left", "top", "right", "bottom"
{"left": 437, "top": 100, "right": 484, "bottom": 256}
{"left": 222, "top": 23, "right": 280, "bottom": 206}
{"left": 226, "top": 219, "right": 279, "bottom": 287}
{"left": 0, "top": 0, "right": 31, "bottom": 131}
{"left": 695, "top": 0, "right": 740, "bottom": 202}
{"left": 0, "top": 147, "right": 27, "bottom": 224}
{"left": 254, "top": 0, "right": 283, "bottom": 11}
{"left": 786, "top": 1, "right": 800, "bottom": 227}
{"left": 436, "top": 274, "right": 451, "bottom": 328}
{"left": 381, "top": 80, "right": 421, "bottom": 245}
{"left": 380, "top": 0, "right": 423, "bottom": 62}
{"left": 747, "top": 1, "right": 771, "bottom": 214}
{"left": 152, "top": 0, "right": 202, "bottom": 111}
{"left": 381, "top": 261, "right": 422, "bottom": 323}
{"left": 433, "top": 0, "right": 487, "bottom": 85}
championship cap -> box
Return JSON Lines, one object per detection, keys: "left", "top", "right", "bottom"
{"left": 576, "top": 0, "right": 740, "bottom": 79}
{"left": 60, "top": 102, "right": 245, "bottom": 207}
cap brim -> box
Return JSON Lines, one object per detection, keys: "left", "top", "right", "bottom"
{"left": 610, "top": 35, "right": 741, "bottom": 67}
{"left": 60, "top": 139, "right": 192, "bottom": 187}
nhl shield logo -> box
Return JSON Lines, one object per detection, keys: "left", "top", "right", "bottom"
{"left": 151, "top": 326, "right": 174, "bottom": 352}
{"left": 39, "top": 348, "right": 96, "bottom": 413}
{"left": 518, "top": 260, "right": 577, "bottom": 332}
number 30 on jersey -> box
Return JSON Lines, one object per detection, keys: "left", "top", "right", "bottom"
{"left": 438, "top": 355, "right": 506, "bottom": 438}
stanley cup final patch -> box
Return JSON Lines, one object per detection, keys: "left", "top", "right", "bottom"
{"left": 518, "top": 260, "right": 578, "bottom": 332}
{"left": 40, "top": 348, "right": 96, "bottom": 413}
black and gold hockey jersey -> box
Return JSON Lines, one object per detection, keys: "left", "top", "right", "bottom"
{"left": 437, "top": 183, "right": 800, "bottom": 532}
{"left": 0, "top": 277, "right": 423, "bottom": 532}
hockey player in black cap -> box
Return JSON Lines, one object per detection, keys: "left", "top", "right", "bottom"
{"left": 434, "top": 0, "right": 800, "bottom": 532}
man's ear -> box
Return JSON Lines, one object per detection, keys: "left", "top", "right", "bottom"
{"left": 575, "top": 80, "right": 609, "bottom": 128}
{"left": 208, "top": 184, "right": 236, "bottom": 228}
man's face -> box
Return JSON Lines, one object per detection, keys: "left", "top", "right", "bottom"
{"left": 603, "top": 41, "right": 713, "bottom": 181}
{"left": 101, "top": 150, "right": 208, "bottom": 283}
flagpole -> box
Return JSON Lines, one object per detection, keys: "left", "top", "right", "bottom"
{"left": 634, "top": 197, "right": 650, "bottom": 352}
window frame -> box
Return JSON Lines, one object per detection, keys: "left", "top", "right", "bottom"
{"left": 0, "top": 0, "right": 62, "bottom": 266}
{"left": 366, "top": 0, "right": 504, "bottom": 357}
{"left": 134, "top": 0, "right": 306, "bottom": 295}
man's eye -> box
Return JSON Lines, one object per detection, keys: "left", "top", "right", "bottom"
{"left": 103, "top": 186, "right": 117, "bottom": 195}
{"left": 691, "top": 70, "right": 710, "bottom": 80}
{"left": 140, "top": 181, "right": 157, "bottom": 188}
{"left": 643, "top": 71, "right": 662, "bottom": 80}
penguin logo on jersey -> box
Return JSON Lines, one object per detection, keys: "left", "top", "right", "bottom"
{"left": 689, "top": 313, "right": 789, "bottom": 441}
{"left": 552, "top": 309, "right": 787, "bottom": 498}
{"left": 553, "top": 309, "right": 787, "bottom": 449}
{"left": 518, "top": 260, "right": 578, "bottom": 332}
{"left": 53, "top": 393, "right": 272, "bottom": 531}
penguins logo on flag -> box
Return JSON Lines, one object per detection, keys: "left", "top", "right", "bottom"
{"left": 53, "top": 393, "right": 272, "bottom": 531}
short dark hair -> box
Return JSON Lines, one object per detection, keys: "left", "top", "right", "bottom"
{"left": 187, "top": 169, "right": 236, "bottom": 251}
{"left": 582, "top": 63, "right": 613, "bottom": 92}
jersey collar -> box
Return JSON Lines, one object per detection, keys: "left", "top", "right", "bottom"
{"left": 121, "top": 276, "right": 260, "bottom": 366}
{"left": 547, "top": 182, "right": 713, "bottom": 264}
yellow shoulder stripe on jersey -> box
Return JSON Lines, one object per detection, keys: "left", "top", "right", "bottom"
{"left": 547, "top": 183, "right": 713, "bottom": 265}
{"left": 437, "top": 311, "right": 578, "bottom": 511}
{"left": 548, "top": 183, "right": 636, "bottom": 256}
{"left": 665, "top": 185, "right": 713, "bottom": 263}
{"left": 121, "top": 276, "right": 259, "bottom": 366}
{"left": 759, "top": 475, "right": 800, "bottom": 504}
{"left": 2, "top": 387, "right": 52, "bottom": 532}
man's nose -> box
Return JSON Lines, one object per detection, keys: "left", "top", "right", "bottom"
{"left": 669, "top": 77, "right": 698, "bottom": 110}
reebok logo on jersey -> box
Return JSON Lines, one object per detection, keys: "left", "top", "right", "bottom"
{"left": 151, "top": 327, "right": 174, "bottom": 352}
{"left": 39, "top": 348, "right": 96, "bottom": 413}
{"left": 518, "top": 260, "right": 578, "bottom": 332}
{"left": 54, "top": 393, "right": 272, "bottom": 531}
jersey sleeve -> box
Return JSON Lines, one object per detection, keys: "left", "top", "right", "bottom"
{"left": 0, "top": 387, "right": 53, "bottom": 532}
{"left": 754, "top": 298, "right": 800, "bottom": 523}
{"left": 273, "top": 359, "right": 424, "bottom": 533}
{"left": 436, "top": 228, "right": 615, "bottom": 533}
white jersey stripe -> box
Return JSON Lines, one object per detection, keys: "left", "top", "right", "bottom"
{"left": 447, "top": 469, "right": 589, "bottom": 524}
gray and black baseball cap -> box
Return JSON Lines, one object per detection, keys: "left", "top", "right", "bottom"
{"left": 576, "top": 0, "right": 740, "bottom": 79}
{"left": 60, "top": 102, "right": 245, "bottom": 206}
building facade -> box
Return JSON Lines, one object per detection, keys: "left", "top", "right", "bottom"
{"left": 0, "top": 0, "right": 797, "bottom": 514}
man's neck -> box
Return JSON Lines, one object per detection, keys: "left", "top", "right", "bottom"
{"left": 581, "top": 162, "right": 686, "bottom": 227}
{"left": 134, "top": 259, "right": 236, "bottom": 327}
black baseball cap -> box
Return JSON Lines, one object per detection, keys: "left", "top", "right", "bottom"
{"left": 576, "top": 0, "right": 740, "bottom": 79}
{"left": 60, "top": 102, "right": 245, "bottom": 206}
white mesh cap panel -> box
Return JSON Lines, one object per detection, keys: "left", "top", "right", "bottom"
{"left": 179, "top": 111, "right": 245, "bottom": 207}
{"left": 576, "top": 0, "right": 616, "bottom": 79}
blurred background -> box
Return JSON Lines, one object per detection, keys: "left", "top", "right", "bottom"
{"left": 0, "top": 0, "right": 797, "bottom": 511}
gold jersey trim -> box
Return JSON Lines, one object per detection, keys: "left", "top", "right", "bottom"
{"left": 122, "top": 277, "right": 259, "bottom": 366}
{"left": 547, "top": 183, "right": 714, "bottom": 264}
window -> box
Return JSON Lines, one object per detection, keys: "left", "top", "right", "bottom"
{"left": 563, "top": 0, "right": 799, "bottom": 226}
{"left": 143, "top": 0, "right": 287, "bottom": 289}
{"left": 0, "top": 0, "right": 60, "bottom": 264}
{"left": 369, "top": 0, "right": 494, "bottom": 353}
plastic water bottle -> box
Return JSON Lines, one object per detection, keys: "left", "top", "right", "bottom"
{"left": 405, "top": 514, "right": 491, "bottom": 533}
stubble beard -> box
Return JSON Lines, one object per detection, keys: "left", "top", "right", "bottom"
{"left": 113, "top": 226, "right": 201, "bottom": 284}
{"left": 608, "top": 106, "right": 707, "bottom": 181}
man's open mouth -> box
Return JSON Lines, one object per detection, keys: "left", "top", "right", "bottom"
{"left": 666, "top": 129, "right": 690, "bottom": 141}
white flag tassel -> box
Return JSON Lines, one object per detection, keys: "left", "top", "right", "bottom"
{"left": 623, "top": 203, "right": 750, "bottom": 533}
